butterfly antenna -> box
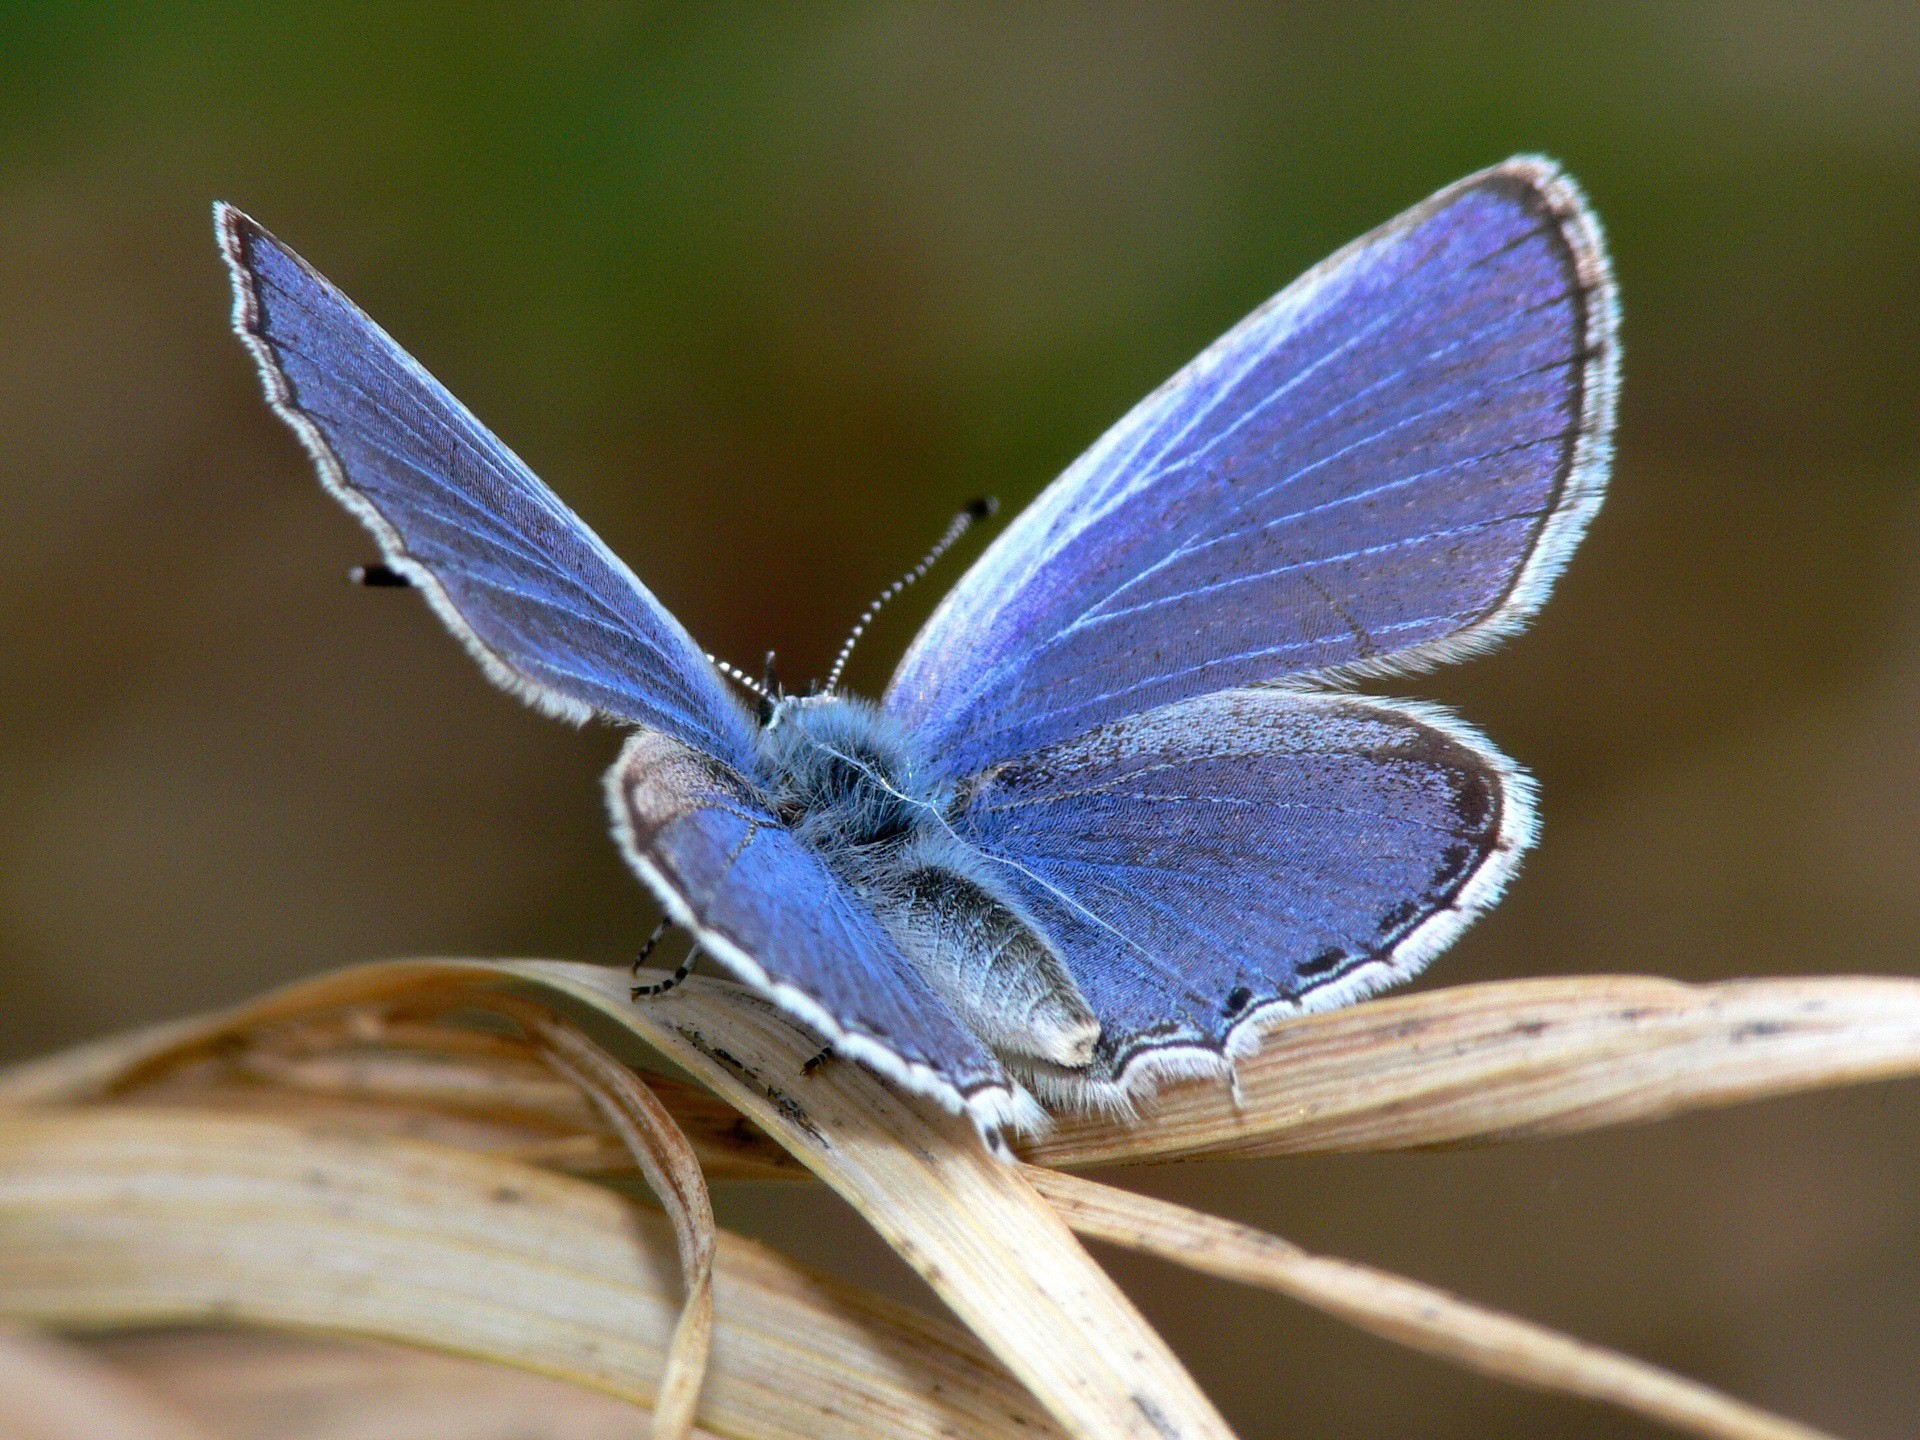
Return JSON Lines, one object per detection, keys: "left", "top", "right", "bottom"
{"left": 823, "top": 496, "right": 997, "bottom": 694}
{"left": 707, "top": 652, "right": 773, "bottom": 702}
{"left": 349, "top": 562, "right": 413, "bottom": 587}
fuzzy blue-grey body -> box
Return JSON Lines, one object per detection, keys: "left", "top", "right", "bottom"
{"left": 756, "top": 695, "right": 1101, "bottom": 1072}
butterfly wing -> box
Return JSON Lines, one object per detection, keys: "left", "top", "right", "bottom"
{"left": 222, "top": 207, "right": 1025, "bottom": 1132}
{"left": 951, "top": 688, "right": 1528, "bottom": 1102}
{"left": 217, "top": 205, "right": 756, "bottom": 771}
{"left": 886, "top": 157, "right": 1616, "bottom": 779}
{"left": 606, "top": 728, "right": 1031, "bottom": 1133}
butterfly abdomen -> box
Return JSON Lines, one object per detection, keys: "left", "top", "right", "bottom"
{"left": 877, "top": 851, "right": 1099, "bottom": 1069}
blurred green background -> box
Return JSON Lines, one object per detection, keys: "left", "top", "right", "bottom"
{"left": 3, "top": 3, "right": 1918, "bottom": 1435}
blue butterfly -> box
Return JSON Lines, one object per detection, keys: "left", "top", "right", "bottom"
{"left": 217, "top": 155, "right": 1617, "bottom": 1140}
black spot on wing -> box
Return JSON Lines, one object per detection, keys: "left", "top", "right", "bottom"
{"left": 1294, "top": 949, "right": 1346, "bottom": 984}
{"left": 1376, "top": 899, "right": 1420, "bottom": 938}
{"left": 1448, "top": 767, "right": 1497, "bottom": 833}
{"left": 1431, "top": 841, "right": 1479, "bottom": 889}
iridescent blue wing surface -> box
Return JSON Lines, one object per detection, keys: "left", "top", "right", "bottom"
{"left": 217, "top": 205, "right": 756, "bottom": 771}
{"left": 887, "top": 158, "right": 1617, "bottom": 779}
{"left": 606, "top": 729, "right": 1030, "bottom": 1132}
{"left": 952, "top": 689, "right": 1529, "bottom": 1102}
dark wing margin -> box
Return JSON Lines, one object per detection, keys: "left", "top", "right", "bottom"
{"left": 217, "top": 204, "right": 756, "bottom": 772}
{"left": 886, "top": 156, "right": 1619, "bottom": 779}
{"left": 605, "top": 728, "right": 1036, "bottom": 1138}
{"left": 951, "top": 688, "right": 1531, "bottom": 1111}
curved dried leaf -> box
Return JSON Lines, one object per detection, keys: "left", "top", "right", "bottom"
{"left": 120, "top": 1072, "right": 636, "bottom": 1174}
{"left": 1025, "top": 974, "right": 1920, "bottom": 1166}
{"left": 0, "top": 1107, "right": 1061, "bottom": 1440}
{"left": 522, "top": 962, "right": 1240, "bottom": 1440}
{"left": 0, "top": 960, "right": 1240, "bottom": 1440}
{"left": 144, "top": 1045, "right": 797, "bottom": 1181}
{"left": 13, "top": 967, "right": 1920, "bottom": 1174}
{"left": 0, "top": 966, "right": 491, "bottom": 1104}
{"left": 1029, "top": 1167, "right": 1834, "bottom": 1440}
{"left": 0, "top": 963, "right": 801, "bottom": 1180}
{"left": 502, "top": 1000, "right": 717, "bottom": 1440}
{"left": 9, "top": 961, "right": 1915, "bottom": 1440}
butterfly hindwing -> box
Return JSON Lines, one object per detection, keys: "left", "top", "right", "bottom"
{"left": 951, "top": 688, "right": 1529, "bottom": 1104}
{"left": 886, "top": 157, "right": 1616, "bottom": 780}
{"left": 218, "top": 205, "right": 756, "bottom": 772}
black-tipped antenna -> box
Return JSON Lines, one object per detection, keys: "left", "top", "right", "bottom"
{"left": 350, "top": 562, "right": 413, "bottom": 587}
{"left": 823, "top": 497, "right": 997, "bottom": 693}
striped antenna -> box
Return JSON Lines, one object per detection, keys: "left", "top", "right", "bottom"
{"left": 823, "top": 497, "right": 997, "bottom": 694}
{"left": 707, "top": 653, "right": 772, "bottom": 701}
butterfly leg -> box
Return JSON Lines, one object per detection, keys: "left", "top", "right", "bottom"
{"left": 631, "top": 920, "right": 702, "bottom": 1000}
{"left": 629, "top": 918, "right": 670, "bottom": 976}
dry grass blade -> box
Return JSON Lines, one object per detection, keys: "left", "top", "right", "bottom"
{"left": 0, "top": 1107, "right": 1063, "bottom": 1440}
{"left": 13, "top": 965, "right": 1919, "bottom": 1175}
{"left": 1027, "top": 1167, "right": 1836, "bottom": 1440}
{"left": 171, "top": 1040, "right": 795, "bottom": 1180}
{"left": 495, "top": 996, "right": 718, "bottom": 1440}
{"left": 0, "top": 1327, "right": 220, "bottom": 1440}
{"left": 0, "top": 958, "right": 1239, "bottom": 1440}
{"left": 0, "top": 963, "right": 802, "bottom": 1181}
{"left": 5, "top": 958, "right": 1914, "bottom": 1439}
{"left": 1025, "top": 974, "right": 1920, "bottom": 1166}
{"left": 520, "top": 961, "right": 1241, "bottom": 1440}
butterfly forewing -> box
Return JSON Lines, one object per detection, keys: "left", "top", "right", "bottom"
{"left": 886, "top": 158, "right": 1616, "bottom": 780}
{"left": 218, "top": 205, "right": 757, "bottom": 771}
{"left": 218, "top": 205, "right": 1024, "bottom": 1129}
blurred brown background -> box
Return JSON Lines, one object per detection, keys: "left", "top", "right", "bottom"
{"left": 2, "top": 3, "right": 1917, "bottom": 1436}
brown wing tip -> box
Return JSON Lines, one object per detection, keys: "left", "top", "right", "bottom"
{"left": 212, "top": 201, "right": 266, "bottom": 268}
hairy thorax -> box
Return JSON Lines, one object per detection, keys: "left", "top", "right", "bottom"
{"left": 754, "top": 696, "right": 1099, "bottom": 1070}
